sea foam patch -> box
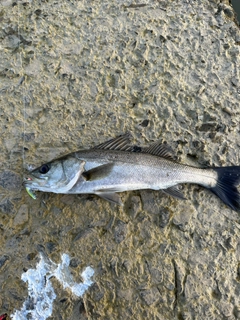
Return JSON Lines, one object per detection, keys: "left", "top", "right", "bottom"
{"left": 11, "top": 253, "right": 94, "bottom": 320}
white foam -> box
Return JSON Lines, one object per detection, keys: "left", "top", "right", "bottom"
{"left": 11, "top": 253, "right": 94, "bottom": 320}
{"left": 52, "top": 254, "right": 95, "bottom": 297}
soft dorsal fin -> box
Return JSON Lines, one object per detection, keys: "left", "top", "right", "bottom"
{"left": 141, "top": 141, "right": 176, "bottom": 160}
{"left": 94, "top": 133, "right": 132, "bottom": 151}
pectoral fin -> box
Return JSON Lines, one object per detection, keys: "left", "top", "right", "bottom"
{"left": 163, "top": 186, "right": 186, "bottom": 200}
{"left": 96, "top": 192, "right": 123, "bottom": 205}
{"left": 82, "top": 163, "right": 114, "bottom": 181}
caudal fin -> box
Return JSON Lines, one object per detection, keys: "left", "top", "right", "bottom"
{"left": 209, "top": 166, "right": 240, "bottom": 211}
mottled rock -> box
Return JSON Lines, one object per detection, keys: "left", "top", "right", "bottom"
{"left": 0, "top": 255, "right": 9, "bottom": 269}
{"left": 73, "top": 228, "right": 95, "bottom": 242}
{"left": 60, "top": 195, "right": 76, "bottom": 205}
{"left": 113, "top": 220, "right": 128, "bottom": 244}
{"left": 2, "top": 35, "right": 20, "bottom": 49}
{"left": 13, "top": 204, "right": 28, "bottom": 227}
{"left": 46, "top": 241, "right": 57, "bottom": 253}
{"left": 0, "top": 199, "right": 14, "bottom": 214}
{"left": 25, "top": 59, "right": 42, "bottom": 77}
{"left": 4, "top": 139, "right": 16, "bottom": 152}
{"left": 173, "top": 260, "right": 186, "bottom": 296}
{"left": 140, "top": 191, "right": 159, "bottom": 214}
{"left": 23, "top": 132, "right": 35, "bottom": 142}
{"left": 26, "top": 252, "right": 37, "bottom": 261}
{"left": 149, "top": 267, "right": 163, "bottom": 284}
{"left": 117, "top": 288, "right": 133, "bottom": 301}
{"left": 172, "top": 203, "right": 196, "bottom": 232}
{"left": 158, "top": 208, "right": 171, "bottom": 228}
{"left": 0, "top": 171, "right": 22, "bottom": 192}
{"left": 89, "top": 283, "right": 104, "bottom": 302}
{"left": 70, "top": 258, "right": 80, "bottom": 268}
{"left": 122, "top": 260, "right": 132, "bottom": 273}
{"left": 72, "top": 299, "right": 88, "bottom": 320}
{"left": 140, "top": 287, "right": 160, "bottom": 305}
{"left": 51, "top": 206, "right": 62, "bottom": 215}
{"left": 218, "top": 302, "right": 233, "bottom": 318}
{"left": 139, "top": 119, "right": 149, "bottom": 127}
{"left": 126, "top": 195, "right": 141, "bottom": 218}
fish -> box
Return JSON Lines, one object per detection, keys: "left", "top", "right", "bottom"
{"left": 23, "top": 133, "right": 240, "bottom": 211}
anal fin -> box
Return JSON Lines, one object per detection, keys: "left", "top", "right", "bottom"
{"left": 163, "top": 186, "right": 186, "bottom": 200}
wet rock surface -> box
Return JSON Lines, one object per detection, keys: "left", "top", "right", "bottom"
{"left": 0, "top": 0, "right": 240, "bottom": 319}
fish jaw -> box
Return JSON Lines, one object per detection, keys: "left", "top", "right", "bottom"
{"left": 23, "top": 176, "right": 48, "bottom": 199}
{"left": 23, "top": 175, "right": 51, "bottom": 193}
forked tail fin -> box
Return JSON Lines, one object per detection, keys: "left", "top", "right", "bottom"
{"left": 209, "top": 166, "right": 240, "bottom": 211}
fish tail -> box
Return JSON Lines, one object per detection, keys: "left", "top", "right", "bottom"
{"left": 209, "top": 166, "right": 240, "bottom": 211}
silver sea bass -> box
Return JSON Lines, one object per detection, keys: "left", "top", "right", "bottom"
{"left": 24, "top": 133, "right": 240, "bottom": 211}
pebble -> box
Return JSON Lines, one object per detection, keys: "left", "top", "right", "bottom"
{"left": 0, "top": 200, "right": 14, "bottom": 214}
{"left": 126, "top": 196, "right": 141, "bottom": 219}
{"left": 0, "top": 171, "right": 22, "bottom": 192}
{"left": 172, "top": 203, "right": 196, "bottom": 232}
{"left": 13, "top": 204, "right": 28, "bottom": 227}
{"left": 140, "top": 287, "right": 160, "bottom": 305}
{"left": 140, "top": 191, "right": 159, "bottom": 214}
{"left": 113, "top": 220, "right": 128, "bottom": 244}
{"left": 0, "top": 255, "right": 9, "bottom": 269}
{"left": 159, "top": 208, "right": 171, "bottom": 228}
{"left": 2, "top": 35, "right": 20, "bottom": 49}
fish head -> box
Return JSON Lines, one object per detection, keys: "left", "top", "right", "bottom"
{"left": 24, "top": 155, "right": 85, "bottom": 195}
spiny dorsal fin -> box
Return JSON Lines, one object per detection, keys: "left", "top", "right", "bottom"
{"left": 82, "top": 163, "right": 114, "bottom": 181}
{"left": 94, "top": 133, "right": 132, "bottom": 151}
{"left": 141, "top": 141, "right": 176, "bottom": 160}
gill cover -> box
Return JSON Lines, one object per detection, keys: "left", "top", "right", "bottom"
{"left": 26, "top": 156, "right": 85, "bottom": 193}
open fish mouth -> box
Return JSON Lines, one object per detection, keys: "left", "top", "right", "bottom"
{"left": 23, "top": 178, "right": 37, "bottom": 199}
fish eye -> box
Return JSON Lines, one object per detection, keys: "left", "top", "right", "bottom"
{"left": 39, "top": 164, "right": 50, "bottom": 174}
